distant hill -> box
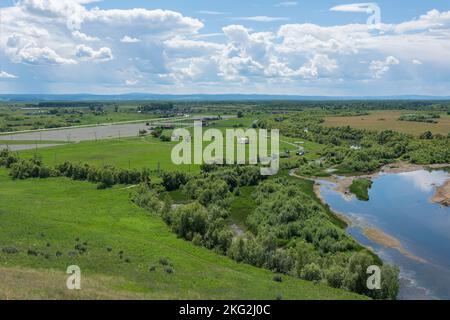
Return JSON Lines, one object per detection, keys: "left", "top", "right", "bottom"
{"left": 1, "top": 93, "right": 450, "bottom": 102}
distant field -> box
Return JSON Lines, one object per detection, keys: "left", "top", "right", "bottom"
{"left": 0, "top": 169, "right": 364, "bottom": 300}
{"left": 323, "top": 111, "right": 450, "bottom": 136}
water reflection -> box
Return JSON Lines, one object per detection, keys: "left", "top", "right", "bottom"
{"left": 319, "top": 170, "right": 450, "bottom": 300}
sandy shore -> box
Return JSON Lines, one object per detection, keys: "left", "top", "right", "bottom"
{"left": 363, "top": 228, "right": 427, "bottom": 263}
{"left": 432, "top": 180, "right": 450, "bottom": 207}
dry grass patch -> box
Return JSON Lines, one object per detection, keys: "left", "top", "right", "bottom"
{"left": 324, "top": 111, "right": 450, "bottom": 136}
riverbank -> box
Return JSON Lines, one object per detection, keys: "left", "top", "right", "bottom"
{"left": 432, "top": 180, "right": 450, "bottom": 207}
{"left": 303, "top": 162, "right": 449, "bottom": 265}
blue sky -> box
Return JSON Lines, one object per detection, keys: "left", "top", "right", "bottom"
{"left": 1, "top": 0, "right": 450, "bottom": 96}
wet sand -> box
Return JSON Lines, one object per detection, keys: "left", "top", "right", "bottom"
{"left": 363, "top": 227, "right": 427, "bottom": 264}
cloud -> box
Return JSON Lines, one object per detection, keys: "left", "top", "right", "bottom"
{"left": 369, "top": 56, "right": 399, "bottom": 79}
{"left": 277, "top": 23, "right": 369, "bottom": 55}
{"left": 297, "top": 54, "right": 338, "bottom": 78}
{"left": 233, "top": 16, "right": 290, "bottom": 22}
{"left": 164, "top": 37, "right": 224, "bottom": 58}
{"left": 121, "top": 36, "right": 141, "bottom": 43}
{"left": 197, "top": 10, "right": 227, "bottom": 15}
{"left": 394, "top": 9, "right": 450, "bottom": 33}
{"left": 0, "top": 71, "right": 18, "bottom": 79}
{"left": 75, "top": 45, "right": 113, "bottom": 62}
{"left": 0, "top": 1, "right": 450, "bottom": 95}
{"left": 275, "top": 2, "right": 298, "bottom": 7}
{"left": 125, "top": 79, "right": 138, "bottom": 86}
{"left": 5, "top": 35, "right": 77, "bottom": 65}
{"left": 72, "top": 31, "right": 99, "bottom": 41}
{"left": 330, "top": 3, "right": 377, "bottom": 13}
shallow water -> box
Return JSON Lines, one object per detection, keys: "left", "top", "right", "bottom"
{"left": 319, "top": 170, "right": 450, "bottom": 300}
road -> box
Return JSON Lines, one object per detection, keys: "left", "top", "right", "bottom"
{"left": 0, "top": 115, "right": 236, "bottom": 143}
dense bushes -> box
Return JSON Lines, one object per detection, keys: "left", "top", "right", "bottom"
{"left": 0, "top": 149, "right": 19, "bottom": 168}
{"left": 10, "top": 156, "right": 53, "bottom": 179}
{"left": 160, "top": 171, "right": 190, "bottom": 191}
{"left": 0, "top": 149, "right": 150, "bottom": 187}
{"left": 132, "top": 184, "right": 233, "bottom": 255}
{"left": 228, "top": 178, "right": 399, "bottom": 299}
{"left": 56, "top": 161, "right": 148, "bottom": 187}
{"left": 141, "top": 166, "right": 399, "bottom": 299}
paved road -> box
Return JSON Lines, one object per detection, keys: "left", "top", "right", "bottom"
{"left": 0, "top": 115, "right": 236, "bottom": 143}
{"left": 0, "top": 144, "right": 60, "bottom": 151}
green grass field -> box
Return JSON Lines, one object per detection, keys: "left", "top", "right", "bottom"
{"left": 16, "top": 129, "right": 303, "bottom": 174}
{"left": 19, "top": 136, "right": 197, "bottom": 173}
{"left": 0, "top": 168, "right": 364, "bottom": 300}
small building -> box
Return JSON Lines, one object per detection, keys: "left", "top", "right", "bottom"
{"left": 350, "top": 145, "right": 362, "bottom": 150}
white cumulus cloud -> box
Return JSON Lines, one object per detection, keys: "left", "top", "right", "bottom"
{"left": 75, "top": 45, "right": 113, "bottom": 62}
{"left": 0, "top": 71, "right": 18, "bottom": 79}
{"left": 369, "top": 56, "right": 400, "bottom": 79}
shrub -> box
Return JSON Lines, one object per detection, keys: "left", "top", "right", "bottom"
{"left": 0, "top": 149, "right": 19, "bottom": 168}
{"left": 300, "top": 263, "right": 322, "bottom": 282}
{"left": 273, "top": 275, "right": 283, "bottom": 283}
{"left": 131, "top": 184, "right": 164, "bottom": 213}
{"left": 2, "top": 247, "right": 19, "bottom": 254}
{"left": 75, "top": 244, "right": 87, "bottom": 254}
{"left": 27, "top": 249, "right": 38, "bottom": 256}
{"left": 325, "top": 266, "right": 346, "bottom": 288}
{"left": 171, "top": 202, "right": 208, "bottom": 241}
{"left": 159, "top": 257, "right": 170, "bottom": 266}
{"left": 160, "top": 171, "right": 190, "bottom": 191}
{"left": 164, "top": 266, "right": 174, "bottom": 274}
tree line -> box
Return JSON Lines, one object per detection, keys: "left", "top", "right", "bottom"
{"left": 0, "top": 149, "right": 149, "bottom": 189}
{"left": 133, "top": 164, "right": 399, "bottom": 299}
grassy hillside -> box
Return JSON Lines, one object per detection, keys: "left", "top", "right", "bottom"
{"left": 0, "top": 169, "right": 365, "bottom": 300}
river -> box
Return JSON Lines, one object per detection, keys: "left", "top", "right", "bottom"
{"left": 318, "top": 170, "right": 450, "bottom": 300}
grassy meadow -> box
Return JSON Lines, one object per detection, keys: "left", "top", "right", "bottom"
{"left": 0, "top": 168, "right": 364, "bottom": 300}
